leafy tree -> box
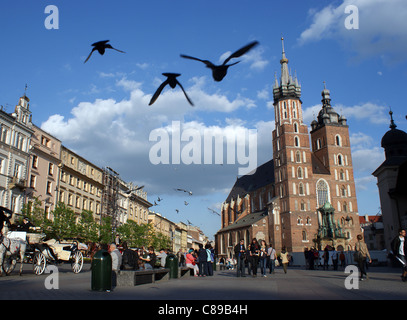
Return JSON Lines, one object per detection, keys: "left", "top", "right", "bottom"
{"left": 47, "top": 202, "right": 77, "bottom": 239}
{"left": 99, "top": 216, "right": 114, "bottom": 244}
{"left": 77, "top": 210, "right": 99, "bottom": 243}
{"left": 21, "top": 197, "right": 47, "bottom": 229}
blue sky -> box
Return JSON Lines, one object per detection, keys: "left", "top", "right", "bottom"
{"left": 1, "top": 0, "right": 406, "bottom": 239}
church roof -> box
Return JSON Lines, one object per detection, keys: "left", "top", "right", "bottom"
{"left": 216, "top": 209, "right": 268, "bottom": 233}
{"left": 225, "top": 159, "right": 274, "bottom": 202}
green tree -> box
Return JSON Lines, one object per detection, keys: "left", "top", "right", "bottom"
{"left": 77, "top": 210, "right": 99, "bottom": 243}
{"left": 99, "top": 216, "right": 114, "bottom": 244}
{"left": 21, "top": 197, "right": 47, "bottom": 229}
{"left": 48, "top": 202, "right": 77, "bottom": 239}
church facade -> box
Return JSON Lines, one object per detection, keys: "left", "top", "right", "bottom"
{"left": 215, "top": 39, "right": 361, "bottom": 257}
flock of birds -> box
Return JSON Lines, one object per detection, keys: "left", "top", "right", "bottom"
{"left": 84, "top": 39, "right": 259, "bottom": 106}
{"left": 84, "top": 39, "right": 260, "bottom": 225}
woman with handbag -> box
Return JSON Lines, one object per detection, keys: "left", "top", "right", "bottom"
{"left": 354, "top": 234, "right": 372, "bottom": 281}
{"left": 249, "top": 238, "right": 260, "bottom": 277}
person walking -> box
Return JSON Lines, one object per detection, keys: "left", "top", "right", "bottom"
{"left": 267, "top": 243, "right": 277, "bottom": 274}
{"left": 234, "top": 239, "right": 246, "bottom": 277}
{"left": 332, "top": 247, "right": 338, "bottom": 271}
{"left": 249, "top": 238, "right": 260, "bottom": 277}
{"left": 323, "top": 246, "right": 330, "bottom": 270}
{"left": 259, "top": 240, "right": 268, "bottom": 277}
{"left": 198, "top": 243, "right": 208, "bottom": 277}
{"left": 280, "top": 247, "right": 290, "bottom": 274}
{"left": 205, "top": 243, "right": 214, "bottom": 276}
{"left": 391, "top": 229, "right": 407, "bottom": 281}
{"left": 354, "top": 234, "right": 372, "bottom": 281}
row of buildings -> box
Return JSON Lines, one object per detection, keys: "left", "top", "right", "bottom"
{"left": 0, "top": 92, "right": 209, "bottom": 252}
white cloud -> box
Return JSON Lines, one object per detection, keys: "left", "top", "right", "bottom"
{"left": 41, "top": 77, "right": 266, "bottom": 196}
{"left": 298, "top": 0, "right": 407, "bottom": 63}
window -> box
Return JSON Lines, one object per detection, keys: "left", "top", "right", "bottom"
{"left": 297, "top": 217, "right": 303, "bottom": 225}
{"left": 30, "top": 175, "right": 36, "bottom": 188}
{"left": 338, "top": 154, "right": 343, "bottom": 166}
{"left": 335, "top": 135, "right": 341, "bottom": 146}
{"left": 283, "top": 102, "right": 287, "bottom": 119}
{"left": 300, "top": 200, "right": 305, "bottom": 211}
{"left": 297, "top": 167, "right": 303, "bottom": 179}
{"left": 293, "top": 102, "right": 297, "bottom": 118}
{"left": 13, "top": 163, "right": 21, "bottom": 178}
{"left": 302, "top": 231, "right": 307, "bottom": 241}
{"left": 32, "top": 155, "right": 38, "bottom": 169}
{"left": 339, "top": 169, "right": 345, "bottom": 180}
{"left": 294, "top": 122, "right": 298, "bottom": 133}
{"left": 296, "top": 151, "right": 301, "bottom": 163}
{"left": 341, "top": 186, "right": 347, "bottom": 197}
{"left": 294, "top": 136, "right": 300, "bottom": 147}
{"left": 316, "top": 179, "right": 329, "bottom": 207}
{"left": 46, "top": 181, "right": 52, "bottom": 194}
{"left": 316, "top": 139, "right": 322, "bottom": 150}
{"left": 48, "top": 163, "right": 54, "bottom": 176}
{"left": 298, "top": 182, "right": 304, "bottom": 195}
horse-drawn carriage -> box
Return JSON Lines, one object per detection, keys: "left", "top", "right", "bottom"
{"left": 0, "top": 207, "right": 84, "bottom": 276}
{"left": 1, "top": 230, "right": 84, "bottom": 276}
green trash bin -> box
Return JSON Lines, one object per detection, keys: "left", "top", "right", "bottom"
{"left": 91, "top": 249, "right": 112, "bottom": 291}
{"left": 165, "top": 254, "right": 179, "bottom": 279}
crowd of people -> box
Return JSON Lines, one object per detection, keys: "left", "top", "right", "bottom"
{"left": 228, "top": 238, "right": 291, "bottom": 277}
{"left": 86, "top": 230, "right": 407, "bottom": 284}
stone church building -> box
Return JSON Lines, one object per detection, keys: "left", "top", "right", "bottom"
{"left": 215, "top": 39, "right": 361, "bottom": 258}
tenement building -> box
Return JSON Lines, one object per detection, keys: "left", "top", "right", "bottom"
{"left": 216, "top": 39, "right": 361, "bottom": 258}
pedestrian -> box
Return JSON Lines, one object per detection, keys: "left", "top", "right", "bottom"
{"left": 267, "top": 243, "right": 277, "bottom": 274}
{"left": 186, "top": 248, "right": 199, "bottom": 276}
{"left": 234, "top": 239, "right": 246, "bottom": 277}
{"left": 205, "top": 243, "right": 214, "bottom": 276}
{"left": 304, "top": 248, "right": 309, "bottom": 270}
{"left": 259, "top": 240, "right": 268, "bottom": 277}
{"left": 121, "top": 242, "right": 138, "bottom": 270}
{"left": 198, "top": 243, "right": 208, "bottom": 277}
{"left": 280, "top": 247, "right": 290, "bottom": 274}
{"left": 323, "top": 246, "right": 330, "bottom": 270}
{"left": 339, "top": 250, "right": 346, "bottom": 269}
{"left": 156, "top": 248, "right": 168, "bottom": 268}
{"left": 332, "top": 247, "right": 338, "bottom": 271}
{"left": 245, "top": 246, "right": 252, "bottom": 275}
{"left": 108, "top": 243, "right": 122, "bottom": 271}
{"left": 249, "top": 238, "right": 260, "bottom": 277}
{"left": 354, "top": 234, "right": 372, "bottom": 281}
{"left": 391, "top": 229, "right": 407, "bottom": 281}
{"left": 139, "top": 246, "right": 156, "bottom": 270}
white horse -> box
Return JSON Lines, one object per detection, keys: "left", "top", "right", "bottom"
{"left": 0, "top": 221, "right": 27, "bottom": 276}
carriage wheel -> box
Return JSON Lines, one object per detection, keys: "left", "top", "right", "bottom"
{"left": 33, "top": 252, "right": 46, "bottom": 275}
{"left": 71, "top": 250, "right": 83, "bottom": 274}
{"left": 2, "top": 255, "right": 17, "bottom": 275}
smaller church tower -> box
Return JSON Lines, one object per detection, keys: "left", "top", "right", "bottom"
{"left": 14, "top": 85, "right": 33, "bottom": 128}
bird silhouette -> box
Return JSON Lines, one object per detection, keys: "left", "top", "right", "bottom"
{"left": 208, "top": 208, "right": 221, "bottom": 216}
{"left": 175, "top": 188, "right": 193, "bottom": 196}
{"left": 149, "top": 73, "right": 194, "bottom": 106}
{"left": 184, "top": 201, "right": 189, "bottom": 206}
{"left": 180, "top": 41, "right": 259, "bottom": 82}
{"left": 84, "top": 40, "right": 125, "bottom": 63}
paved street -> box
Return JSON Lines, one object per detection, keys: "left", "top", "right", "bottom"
{"left": 0, "top": 263, "right": 406, "bottom": 301}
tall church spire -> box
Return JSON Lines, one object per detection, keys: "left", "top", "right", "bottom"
{"left": 273, "top": 37, "right": 301, "bottom": 103}
{"left": 280, "top": 37, "right": 290, "bottom": 86}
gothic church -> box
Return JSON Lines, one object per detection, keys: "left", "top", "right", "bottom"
{"left": 215, "top": 39, "right": 361, "bottom": 257}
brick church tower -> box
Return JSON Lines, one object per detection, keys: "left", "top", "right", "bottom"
{"left": 270, "top": 38, "right": 360, "bottom": 252}
{"left": 215, "top": 38, "right": 361, "bottom": 258}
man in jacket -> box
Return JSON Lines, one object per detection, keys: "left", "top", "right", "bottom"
{"left": 391, "top": 229, "right": 407, "bottom": 281}
{"left": 234, "top": 239, "right": 246, "bottom": 277}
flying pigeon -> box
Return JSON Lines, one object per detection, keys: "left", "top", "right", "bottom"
{"left": 180, "top": 41, "right": 259, "bottom": 82}
{"left": 149, "top": 73, "right": 194, "bottom": 106}
{"left": 175, "top": 188, "right": 193, "bottom": 196}
{"left": 84, "top": 40, "right": 125, "bottom": 63}
{"left": 208, "top": 208, "right": 221, "bottom": 216}
{"left": 184, "top": 201, "right": 189, "bottom": 206}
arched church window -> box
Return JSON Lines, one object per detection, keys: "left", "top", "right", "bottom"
{"left": 297, "top": 167, "right": 303, "bottom": 179}
{"left": 298, "top": 182, "right": 304, "bottom": 195}
{"left": 335, "top": 135, "right": 341, "bottom": 146}
{"left": 294, "top": 136, "right": 300, "bottom": 147}
{"left": 294, "top": 122, "right": 298, "bottom": 133}
{"left": 296, "top": 151, "right": 301, "bottom": 162}
{"left": 316, "top": 179, "right": 329, "bottom": 207}
{"left": 302, "top": 231, "right": 307, "bottom": 241}
{"left": 338, "top": 154, "right": 343, "bottom": 166}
